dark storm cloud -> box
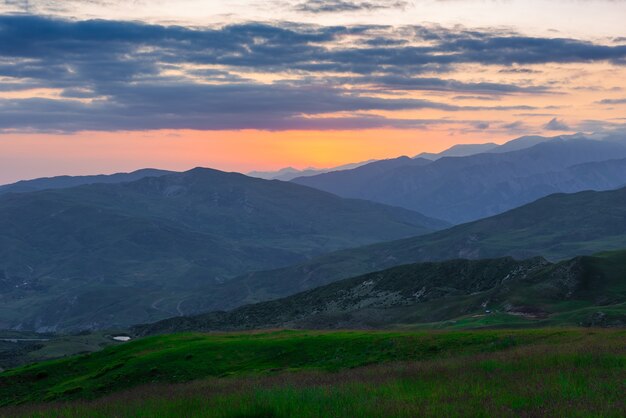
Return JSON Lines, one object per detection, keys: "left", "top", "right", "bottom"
{"left": 0, "top": 15, "right": 624, "bottom": 132}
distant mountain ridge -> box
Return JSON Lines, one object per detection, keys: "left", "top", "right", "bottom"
{"left": 416, "top": 142, "right": 498, "bottom": 160}
{"left": 248, "top": 160, "right": 377, "bottom": 181}
{"left": 293, "top": 135, "right": 626, "bottom": 223}
{"left": 0, "top": 169, "right": 172, "bottom": 195}
{"left": 0, "top": 167, "right": 446, "bottom": 331}
{"left": 415, "top": 134, "right": 579, "bottom": 161}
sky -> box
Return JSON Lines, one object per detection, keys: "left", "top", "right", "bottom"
{"left": 0, "top": 0, "right": 625, "bottom": 183}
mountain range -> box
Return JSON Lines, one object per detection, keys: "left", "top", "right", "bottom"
{"left": 247, "top": 160, "right": 376, "bottom": 181}
{"left": 416, "top": 143, "right": 498, "bottom": 160}
{"left": 249, "top": 134, "right": 555, "bottom": 181}
{"left": 2, "top": 133, "right": 626, "bottom": 333}
{"left": 293, "top": 134, "right": 626, "bottom": 224}
{"left": 0, "top": 168, "right": 445, "bottom": 331}
{"left": 416, "top": 134, "right": 574, "bottom": 160}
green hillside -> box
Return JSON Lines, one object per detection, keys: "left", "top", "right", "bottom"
{"left": 220, "top": 187, "right": 626, "bottom": 310}
{"left": 135, "top": 250, "right": 626, "bottom": 335}
{"left": 0, "top": 168, "right": 445, "bottom": 332}
{"left": 1, "top": 329, "right": 624, "bottom": 417}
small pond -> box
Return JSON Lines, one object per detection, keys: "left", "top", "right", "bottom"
{"left": 112, "top": 336, "right": 132, "bottom": 342}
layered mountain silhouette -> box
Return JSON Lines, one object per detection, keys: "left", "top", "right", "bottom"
{"left": 202, "top": 186, "right": 626, "bottom": 314}
{"left": 414, "top": 135, "right": 555, "bottom": 160}
{"left": 135, "top": 249, "right": 626, "bottom": 335}
{"left": 248, "top": 160, "right": 376, "bottom": 181}
{"left": 0, "top": 169, "right": 172, "bottom": 195}
{"left": 293, "top": 135, "right": 626, "bottom": 223}
{"left": 0, "top": 168, "right": 446, "bottom": 331}
{"left": 3, "top": 135, "right": 626, "bottom": 333}
{"left": 416, "top": 143, "right": 498, "bottom": 160}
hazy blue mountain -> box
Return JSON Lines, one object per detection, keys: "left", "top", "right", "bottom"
{"left": 416, "top": 142, "right": 498, "bottom": 160}
{"left": 201, "top": 186, "right": 626, "bottom": 314}
{"left": 293, "top": 136, "right": 626, "bottom": 223}
{"left": 248, "top": 160, "right": 377, "bottom": 181}
{"left": 490, "top": 135, "right": 553, "bottom": 153}
{"left": 413, "top": 134, "right": 557, "bottom": 161}
{"left": 0, "top": 169, "right": 172, "bottom": 195}
{"left": 0, "top": 168, "right": 446, "bottom": 331}
{"left": 290, "top": 156, "right": 432, "bottom": 194}
{"left": 135, "top": 250, "right": 626, "bottom": 335}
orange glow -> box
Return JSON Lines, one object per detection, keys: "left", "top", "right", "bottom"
{"left": 0, "top": 128, "right": 508, "bottom": 183}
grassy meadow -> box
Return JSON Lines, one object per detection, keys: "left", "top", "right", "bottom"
{"left": 1, "top": 328, "right": 624, "bottom": 417}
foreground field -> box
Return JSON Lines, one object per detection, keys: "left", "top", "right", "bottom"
{"left": 1, "top": 329, "right": 625, "bottom": 417}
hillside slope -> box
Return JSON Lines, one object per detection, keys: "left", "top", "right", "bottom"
{"left": 0, "top": 168, "right": 446, "bottom": 331}
{"left": 206, "top": 187, "right": 626, "bottom": 311}
{"left": 135, "top": 250, "right": 626, "bottom": 335}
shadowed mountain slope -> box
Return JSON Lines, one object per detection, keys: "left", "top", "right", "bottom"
{"left": 201, "top": 187, "right": 626, "bottom": 313}
{"left": 0, "top": 169, "right": 172, "bottom": 195}
{"left": 0, "top": 168, "right": 446, "bottom": 331}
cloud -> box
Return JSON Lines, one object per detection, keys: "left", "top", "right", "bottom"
{"left": 498, "top": 68, "right": 541, "bottom": 74}
{"left": 2, "top": 16, "right": 624, "bottom": 77}
{"left": 544, "top": 117, "right": 571, "bottom": 131}
{"left": 0, "top": 79, "right": 540, "bottom": 133}
{"left": 501, "top": 120, "right": 528, "bottom": 132}
{"left": 473, "top": 122, "right": 490, "bottom": 130}
{"left": 437, "top": 35, "right": 626, "bottom": 66}
{"left": 294, "top": 0, "right": 408, "bottom": 13}
{"left": 0, "top": 15, "right": 623, "bottom": 132}
{"left": 598, "top": 98, "right": 626, "bottom": 105}
{"left": 453, "top": 95, "right": 500, "bottom": 101}
{"left": 339, "top": 75, "right": 551, "bottom": 94}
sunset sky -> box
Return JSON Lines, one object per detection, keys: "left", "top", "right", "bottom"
{"left": 0, "top": 0, "right": 625, "bottom": 183}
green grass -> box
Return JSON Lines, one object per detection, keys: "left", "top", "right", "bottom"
{"left": 1, "top": 328, "right": 624, "bottom": 417}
